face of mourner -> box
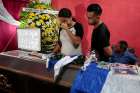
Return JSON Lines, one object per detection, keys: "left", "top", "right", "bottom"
{"left": 114, "top": 43, "right": 123, "bottom": 53}
{"left": 87, "top": 12, "right": 100, "bottom": 25}
{"left": 58, "top": 17, "right": 73, "bottom": 30}
{"left": 58, "top": 17, "right": 72, "bottom": 25}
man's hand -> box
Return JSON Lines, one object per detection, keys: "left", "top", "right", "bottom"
{"left": 60, "top": 22, "right": 82, "bottom": 48}
{"left": 104, "top": 46, "right": 112, "bottom": 57}
{"left": 61, "top": 23, "right": 69, "bottom": 30}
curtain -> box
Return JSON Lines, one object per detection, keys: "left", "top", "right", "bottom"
{"left": 0, "top": 0, "right": 20, "bottom": 26}
{"left": 0, "top": 0, "right": 29, "bottom": 52}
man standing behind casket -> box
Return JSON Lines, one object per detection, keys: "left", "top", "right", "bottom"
{"left": 86, "top": 4, "right": 112, "bottom": 62}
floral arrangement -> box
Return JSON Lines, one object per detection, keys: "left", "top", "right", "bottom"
{"left": 19, "top": 1, "right": 59, "bottom": 53}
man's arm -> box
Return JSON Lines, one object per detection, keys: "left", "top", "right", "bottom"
{"left": 99, "top": 26, "right": 112, "bottom": 57}
{"left": 52, "top": 43, "right": 61, "bottom": 53}
{"left": 66, "top": 30, "right": 82, "bottom": 46}
{"left": 104, "top": 46, "right": 112, "bottom": 57}
{"left": 128, "top": 53, "right": 137, "bottom": 65}
{"left": 61, "top": 23, "right": 83, "bottom": 48}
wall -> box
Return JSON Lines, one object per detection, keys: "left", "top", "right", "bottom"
{"left": 52, "top": 0, "right": 140, "bottom": 56}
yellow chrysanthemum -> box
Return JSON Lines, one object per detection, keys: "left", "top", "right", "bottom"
{"left": 29, "top": 12, "right": 36, "bottom": 17}
{"left": 29, "top": 22, "right": 35, "bottom": 28}
{"left": 40, "top": 15, "right": 46, "bottom": 20}
{"left": 36, "top": 21, "right": 41, "bottom": 26}
{"left": 39, "top": 19, "right": 44, "bottom": 23}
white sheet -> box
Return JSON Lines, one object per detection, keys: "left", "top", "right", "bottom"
{"left": 54, "top": 56, "right": 78, "bottom": 80}
{"left": 101, "top": 71, "right": 140, "bottom": 93}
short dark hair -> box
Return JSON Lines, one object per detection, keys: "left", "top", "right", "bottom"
{"left": 58, "top": 8, "right": 72, "bottom": 18}
{"left": 87, "top": 4, "right": 102, "bottom": 15}
{"left": 119, "top": 40, "right": 128, "bottom": 51}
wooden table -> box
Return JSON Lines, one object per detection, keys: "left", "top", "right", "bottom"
{"left": 0, "top": 50, "right": 80, "bottom": 93}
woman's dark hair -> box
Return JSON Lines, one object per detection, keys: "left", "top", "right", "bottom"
{"left": 87, "top": 4, "right": 102, "bottom": 15}
{"left": 58, "top": 8, "right": 72, "bottom": 18}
